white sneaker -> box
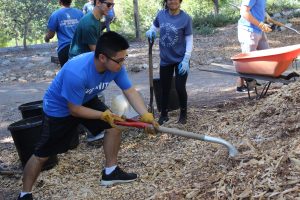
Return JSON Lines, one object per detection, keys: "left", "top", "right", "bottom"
{"left": 86, "top": 131, "right": 105, "bottom": 142}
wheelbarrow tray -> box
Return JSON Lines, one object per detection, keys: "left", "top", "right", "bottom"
{"left": 231, "top": 44, "right": 300, "bottom": 77}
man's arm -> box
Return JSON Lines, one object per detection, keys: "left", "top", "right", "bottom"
{"left": 68, "top": 102, "right": 103, "bottom": 119}
{"left": 122, "top": 87, "right": 148, "bottom": 116}
{"left": 44, "top": 30, "right": 55, "bottom": 43}
{"left": 68, "top": 102, "right": 124, "bottom": 127}
{"left": 240, "top": 5, "right": 260, "bottom": 27}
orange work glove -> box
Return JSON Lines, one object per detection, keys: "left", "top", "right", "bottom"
{"left": 140, "top": 112, "right": 159, "bottom": 134}
{"left": 258, "top": 22, "right": 272, "bottom": 33}
{"left": 101, "top": 110, "right": 124, "bottom": 127}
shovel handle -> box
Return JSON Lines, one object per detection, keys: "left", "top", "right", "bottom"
{"left": 148, "top": 38, "right": 154, "bottom": 114}
{"left": 115, "top": 119, "right": 238, "bottom": 157}
{"left": 157, "top": 126, "right": 238, "bottom": 157}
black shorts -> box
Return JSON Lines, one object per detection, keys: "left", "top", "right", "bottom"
{"left": 34, "top": 97, "right": 111, "bottom": 157}
{"left": 58, "top": 44, "right": 70, "bottom": 67}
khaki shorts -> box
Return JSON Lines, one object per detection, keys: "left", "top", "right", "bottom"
{"left": 238, "top": 28, "right": 269, "bottom": 53}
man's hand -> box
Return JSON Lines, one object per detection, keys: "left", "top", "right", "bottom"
{"left": 178, "top": 53, "right": 191, "bottom": 75}
{"left": 101, "top": 110, "right": 124, "bottom": 127}
{"left": 140, "top": 112, "right": 158, "bottom": 126}
{"left": 258, "top": 22, "right": 272, "bottom": 33}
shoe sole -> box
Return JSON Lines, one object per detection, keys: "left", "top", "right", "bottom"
{"left": 86, "top": 133, "right": 104, "bottom": 142}
{"left": 100, "top": 178, "right": 137, "bottom": 186}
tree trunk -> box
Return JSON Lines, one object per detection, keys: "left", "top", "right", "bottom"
{"left": 212, "top": 0, "right": 219, "bottom": 15}
{"left": 23, "top": 23, "right": 28, "bottom": 49}
{"left": 133, "top": 0, "right": 141, "bottom": 40}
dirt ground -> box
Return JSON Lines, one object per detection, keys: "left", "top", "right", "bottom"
{"left": 1, "top": 23, "right": 300, "bottom": 199}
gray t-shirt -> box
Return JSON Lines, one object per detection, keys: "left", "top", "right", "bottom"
{"left": 154, "top": 9, "right": 192, "bottom": 66}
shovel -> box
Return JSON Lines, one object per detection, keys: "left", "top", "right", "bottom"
{"left": 229, "top": 2, "right": 300, "bottom": 35}
{"left": 266, "top": 13, "right": 300, "bottom": 35}
{"left": 115, "top": 119, "right": 238, "bottom": 158}
{"left": 148, "top": 38, "right": 155, "bottom": 114}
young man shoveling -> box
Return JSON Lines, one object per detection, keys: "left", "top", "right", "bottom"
{"left": 17, "top": 31, "right": 158, "bottom": 200}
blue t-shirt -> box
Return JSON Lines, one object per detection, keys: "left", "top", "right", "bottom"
{"left": 83, "top": 2, "right": 94, "bottom": 14}
{"left": 238, "top": 0, "right": 266, "bottom": 33}
{"left": 153, "top": 9, "right": 192, "bottom": 66}
{"left": 47, "top": 8, "right": 83, "bottom": 52}
{"left": 43, "top": 52, "right": 132, "bottom": 117}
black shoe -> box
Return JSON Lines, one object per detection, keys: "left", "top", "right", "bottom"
{"left": 17, "top": 193, "right": 33, "bottom": 200}
{"left": 158, "top": 116, "right": 169, "bottom": 125}
{"left": 177, "top": 109, "right": 187, "bottom": 124}
{"left": 100, "top": 166, "right": 138, "bottom": 186}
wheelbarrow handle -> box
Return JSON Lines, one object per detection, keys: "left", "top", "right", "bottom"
{"left": 115, "top": 119, "right": 238, "bottom": 157}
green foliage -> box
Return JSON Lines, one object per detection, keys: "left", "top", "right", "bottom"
{"left": 267, "top": 0, "right": 300, "bottom": 13}
{"left": 0, "top": 0, "right": 52, "bottom": 48}
{"left": 73, "top": 0, "right": 87, "bottom": 10}
{"left": 1, "top": 0, "right": 299, "bottom": 47}
{"left": 191, "top": 1, "right": 239, "bottom": 35}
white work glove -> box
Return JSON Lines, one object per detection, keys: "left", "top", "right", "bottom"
{"left": 178, "top": 53, "right": 191, "bottom": 75}
{"left": 146, "top": 29, "right": 156, "bottom": 43}
{"left": 258, "top": 22, "right": 272, "bottom": 33}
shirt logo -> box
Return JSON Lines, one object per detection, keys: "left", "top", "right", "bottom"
{"left": 85, "top": 82, "right": 110, "bottom": 94}
{"left": 160, "top": 23, "right": 178, "bottom": 48}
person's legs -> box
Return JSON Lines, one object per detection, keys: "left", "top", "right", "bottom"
{"left": 22, "top": 156, "right": 49, "bottom": 192}
{"left": 159, "top": 64, "right": 174, "bottom": 124}
{"left": 175, "top": 65, "right": 188, "bottom": 124}
{"left": 57, "top": 44, "right": 70, "bottom": 67}
{"left": 82, "top": 97, "right": 109, "bottom": 142}
{"left": 236, "top": 28, "right": 260, "bottom": 92}
{"left": 257, "top": 32, "right": 269, "bottom": 50}
{"left": 19, "top": 114, "right": 79, "bottom": 199}
{"left": 103, "top": 128, "right": 121, "bottom": 167}
{"left": 100, "top": 127, "right": 137, "bottom": 186}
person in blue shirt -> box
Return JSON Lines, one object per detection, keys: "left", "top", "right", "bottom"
{"left": 105, "top": 8, "right": 115, "bottom": 31}
{"left": 82, "top": 0, "right": 94, "bottom": 14}
{"left": 236, "top": 0, "right": 272, "bottom": 92}
{"left": 44, "top": 0, "right": 83, "bottom": 67}
{"left": 17, "top": 32, "right": 159, "bottom": 200}
{"left": 146, "top": 0, "right": 193, "bottom": 125}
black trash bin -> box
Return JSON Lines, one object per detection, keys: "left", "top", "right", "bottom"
{"left": 18, "top": 100, "right": 43, "bottom": 119}
{"left": 8, "top": 116, "right": 58, "bottom": 171}
{"left": 153, "top": 77, "right": 179, "bottom": 112}
{"left": 18, "top": 100, "right": 79, "bottom": 149}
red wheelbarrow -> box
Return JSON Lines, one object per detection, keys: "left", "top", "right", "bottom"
{"left": 115, "top": 119, "right": 238, "bottom": 157}
{"left": 232, "top": 44, "right": 300, "bottom": 77}
{"left": 199, "top": 44, "right": 300, "bottom": 99}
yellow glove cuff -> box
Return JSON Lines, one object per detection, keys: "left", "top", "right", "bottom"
{"left": 140, "top": 112, "right": 154, "bottom": 123}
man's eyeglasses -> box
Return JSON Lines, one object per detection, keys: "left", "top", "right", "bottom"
{"left": 102, "top": 1, "right": 115, "bottom": 8}
{"left": 103, "top": 53, "right": 128, "bottom": 64}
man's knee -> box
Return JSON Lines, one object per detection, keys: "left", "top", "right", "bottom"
{"left": 33, "top": 155, "right": 49, "bottom": 164}
{"left": 105, "top": 128, "right": 122, "bottom": 136}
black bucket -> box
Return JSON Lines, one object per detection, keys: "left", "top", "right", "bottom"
{"left": 7, "top": 116, "right": 58, "bottom": 171}
{"left": 18, "top": 100, "right": 79, "bottom": 149}
{"left": 18, "top": 100, "right": 43, "bottom": 119}
{"left": 153, "top": 77, "right": 179, "bottom": 112}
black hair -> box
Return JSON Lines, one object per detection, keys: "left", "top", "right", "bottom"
{"left": 94, "top": 0, "right": 104, "bottom": 6}
{"left": 60, "top": 0, "right": 72, "bottom": 6}
{"left": 162, "top": 0, "right": 182, "bottom": 9}
{"left": 95, "top": 31, "right": 130, "bottom": 58}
